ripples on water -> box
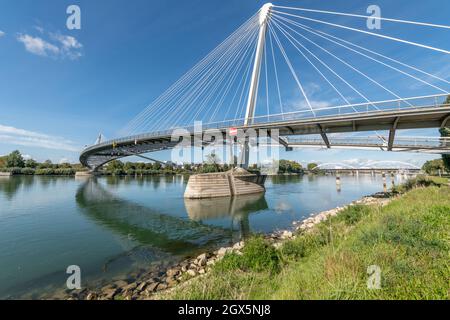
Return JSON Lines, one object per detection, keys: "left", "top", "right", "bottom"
{"left": 0, "top": 173, "right": 400, "bottom": 298}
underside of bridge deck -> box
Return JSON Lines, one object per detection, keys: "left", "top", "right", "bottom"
{"left": 80, "top": 105, "right": 450, "bottom": 171}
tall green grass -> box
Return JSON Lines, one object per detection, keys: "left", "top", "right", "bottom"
{"left": 165, "top": 185, "right": 449, "bottom": 300}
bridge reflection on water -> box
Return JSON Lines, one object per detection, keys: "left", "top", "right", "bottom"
{"left": 75, "top": 178, "right": 267, "bottom": 259}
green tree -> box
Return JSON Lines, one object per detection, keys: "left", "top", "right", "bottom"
{"left": 38, "top": 159, "right": 53, "bottom": 169}
{"left": 123, "top": 162, "right": 135, "bottom": 171}
{"left": 439, "top": 95, "right": 450, "bottom": 171}
{"left": 440, "top": 127, "right": 450, "bottom": 172}
{"left": 59, "top": 162, "right": 72, "bottom": 169}
{"left": 422, "top": 159, "right": 445, "bottom": 175}
{"left": 0, "top": 155, "right": 7, "bottom": 168}
{"left": 279, "top": 160, "right": 303, "bottom": 174}
{"left": 25, "top": 159, "right": 38, "bottom": 168}
{"left": 5, "top": 150, "right": 25, "bottom": 168}
{"left": 105, "top": 160, "right": 124, "bottom": 172}
{"left": 135, "top": 162, "right": 146, "bottom": 170}
{"left": 153, "top": 162, "right": 162, "bottom": 171}
{"left": 307, "top": 163, "right": 318, "bottom": 171}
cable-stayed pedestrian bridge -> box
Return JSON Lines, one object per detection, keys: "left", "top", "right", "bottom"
{"left": 80, "top": 3, "right": 450, "bottom": 171}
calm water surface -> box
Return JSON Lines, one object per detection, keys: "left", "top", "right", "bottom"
{"left": 0, "top": 174, "right": 399, "bottom": 298}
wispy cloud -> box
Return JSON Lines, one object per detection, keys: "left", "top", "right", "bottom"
{"left": 0, "top": 30, "right": 5, "bottom": 37}
{"left": 34, "top": 26, "right": 44, "bottom": 34}
{"left": 17, "top": 34, "right": 59, "bottom": 57}
{"left": 0, "top": 124, "right": 80, "bottom": 152}
{"left": 50, "top": 33, "right": 83, "bottom": 59}
{"left": 16, "top": 28, "right": 83, "bottom": 60}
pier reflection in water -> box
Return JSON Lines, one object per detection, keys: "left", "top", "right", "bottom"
{"left": 185, "top": 193, "right": 268, "bottom": 243}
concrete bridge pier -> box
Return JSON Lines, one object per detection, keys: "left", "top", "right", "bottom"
{"left": 336, "top": 171, "right": 341, "bottom": 191}
{"left": 238, "top": 137, "right": 251, "bottom": 169}
{"left": 382, "top": 172, "right": 387, "bottom": 192}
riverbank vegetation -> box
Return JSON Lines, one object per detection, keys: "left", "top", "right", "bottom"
{"left": 0, "top": 151, "right": 83, "bottom": 175}
{"left": 1, "top": 150, "right": 311, "bottom": 176}
{"left": 422, "top": 159, "right": 448, "bottom": 176}
{"left": 165, "top": 177, "right": 449, "bottom": 300}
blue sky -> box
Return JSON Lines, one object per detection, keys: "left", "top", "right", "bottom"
{"left": 0, "top": 0, "right": 449, "bottom": 166}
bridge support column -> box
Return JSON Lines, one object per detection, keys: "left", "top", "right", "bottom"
{"left": 388, "top": 117, "right": 400, "bottom": 151}
{"left": 239, "top": 137, "right": 251, "bottom": 169}
{"left": 382, "top": 172, "right": 387, "bottom": 192}
{"left": 336, "top": 171, "right": 341, "bottom": 192}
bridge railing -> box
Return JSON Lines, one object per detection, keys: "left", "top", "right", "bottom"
{"left": 82, "top": 94, "right": 449, "bottom": 153}
{"left": 287, "top": 136, "right": 450, "bottom": 148}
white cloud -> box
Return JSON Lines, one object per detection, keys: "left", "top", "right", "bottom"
{"left": 0, "top": 124, "right": 80, "bottom": 152}
{"left": 59, "top": 157, "right": 71, "bottom": 164}
{"left": 17, "top": 34, "right": 59, "bottom": 57}
{"left": 17, "top": 29, "right": 83, "bottom": 60}
{"left": 0, "top": 30, "right": 5, "bottom": 37}
{"left": 50, "top": 33, "right": 83, "bottom": 59}
{"left": 34, "top": 26, "right": 44, "bottom": 34}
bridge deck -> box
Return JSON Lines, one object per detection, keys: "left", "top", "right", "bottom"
{"left": 80, "top": 104, "right": 450, "bottom": 170}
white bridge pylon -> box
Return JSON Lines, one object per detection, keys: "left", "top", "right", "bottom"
{"left": 81, "top": 3, "right": 450, "bottom": 170}
{"left": 241, "top": 3, "right": 273, "bottom": 167}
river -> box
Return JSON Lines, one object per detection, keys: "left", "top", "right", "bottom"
{"left": 0, "top": 173, "right": 400, "bottom": 298}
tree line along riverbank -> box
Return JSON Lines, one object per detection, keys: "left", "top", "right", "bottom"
{"left": 1, "top": 150, "right": 449, "bottom": 176}
{"left": 155, "top": 176, "right": 449, "bottom": 300}
{"left": 0, "top": 150, "right": 317, "bottom": 176}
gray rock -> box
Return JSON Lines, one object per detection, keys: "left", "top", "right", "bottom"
{"left": 281, "top": 231, "right": 293, "bottom": 239}
{"left": 189, "top": 263, "right": 197, "bottom": 270}
{"left": 145, "top": 282, "right": 159, "bottom": 293}
{"left": 123, "top": 283, "right": 137, "bottom": 291}
{"left": 166, "top": 268, "right": 180, "bottom": 277}
{"left": 103, "top": 288, "right": 118, "bottom": 300}
{"left": 232, "top": 241, "right": 244, "bottom": 250}
{"left": 187, "top": 269, "right": 197, "bottom": 277}
{"left": 166, "top": 276, "right": 178, "bottom": 285}
{"left": 197, "top": 255, "right": 207, "bottom": 267}
{"left": 86, "top": 292, "right": 97, "bottom": 300}
{"left": 217, "top": 247, "right": 231, "bottom": 256}
{"left": 158, "top": 283, "right": 168, "bottom": 291}
{"left": 136, "top": 282, "right": 147, "bottom": 292}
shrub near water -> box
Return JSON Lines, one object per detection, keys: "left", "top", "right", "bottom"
{"left": 335, "top": 205, "right": 371, "bottom": 225}
{"left": 215, "top": 237, "right": 280, "bottom": 273}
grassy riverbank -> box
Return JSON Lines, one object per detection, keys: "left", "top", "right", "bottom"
{"left": 165, "top": 177, "right": 449, "bottom": 300}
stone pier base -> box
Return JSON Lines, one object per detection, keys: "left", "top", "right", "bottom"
{"left": 75, "top": 171, "right": 98, "bottom": 178}
{"left": 184, "top": 168, "right": 266, "bottom": 199}
{"left": 0, "top": 172, "right": 12, "bottom": 177}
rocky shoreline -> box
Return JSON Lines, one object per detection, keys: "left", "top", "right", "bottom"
{"left": 63, "top": 191, "right": 394, "bottom": 300}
